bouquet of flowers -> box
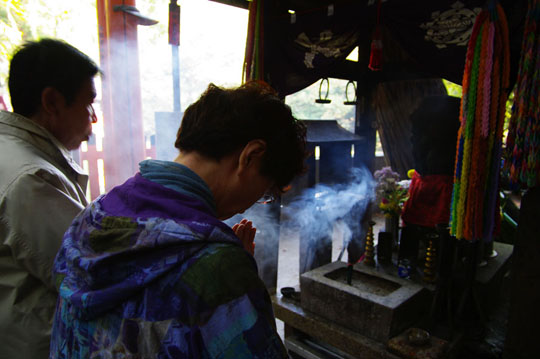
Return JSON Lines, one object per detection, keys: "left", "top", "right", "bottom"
{"left": 374, "top": 167, "right": 408, "bottom": 217}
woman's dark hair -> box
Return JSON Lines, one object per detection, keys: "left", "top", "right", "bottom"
{"left": 8, "top": 38, "right": 100, "bottom": 117}
{"left": 176, "top": 82, "right": 307, "bottom": 190}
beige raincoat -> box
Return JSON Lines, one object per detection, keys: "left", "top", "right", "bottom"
{"left": 0, "top": 111, "right": 88, "bottom": 359}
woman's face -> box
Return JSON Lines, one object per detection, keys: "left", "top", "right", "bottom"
{"left": 216, "top": 152, "right": 275, "bottom": 220}
{"left": 218, "top": 173, "right": 274, "bottom": 220}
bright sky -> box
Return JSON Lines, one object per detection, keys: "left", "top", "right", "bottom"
{"left": 2, "top": 0, "right": 249, "bottom": 132}
{"left": 137, "top": 0, "right": 248, "bottom": 113}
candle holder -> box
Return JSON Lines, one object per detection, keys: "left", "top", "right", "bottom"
{"left": 423, "top": 232, "right": 438, "bottom": 283}
{"left": 364, "top": 220, "right": 376, "bottom": 266}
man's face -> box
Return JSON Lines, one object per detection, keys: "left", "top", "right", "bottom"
{"left": 55, "top": 77, "right": 97, "bottom": 150}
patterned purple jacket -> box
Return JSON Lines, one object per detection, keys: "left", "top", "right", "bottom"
{"left": 50, "top": 173, "right": 288, "bottom": 358}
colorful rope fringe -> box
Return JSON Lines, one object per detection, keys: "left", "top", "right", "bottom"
{"left": 451, "top": 1, "right": 510, "bottom": 242}
{"left": 504, "top": 0, "right": 540, "bottom": 188}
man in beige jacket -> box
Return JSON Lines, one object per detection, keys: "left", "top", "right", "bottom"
{"left": 0, "top": 39, "right": 99, "bottom": 358}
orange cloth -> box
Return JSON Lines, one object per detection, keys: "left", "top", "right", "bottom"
{"left": 401, "top": 174, "right": 454, "bottom": 228}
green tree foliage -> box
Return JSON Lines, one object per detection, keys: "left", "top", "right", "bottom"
{"left": 0, "top": 0, "right": 98, "bottom": 105}
{"left": 0, "top": 0, "right": 24, "bottom": 89}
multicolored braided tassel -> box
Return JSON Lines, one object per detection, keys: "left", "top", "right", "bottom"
{"left": 504, "top": 0, "right": 540, "bottom": 189}
{"left": 451, "top": 1, "right": 510, "bottom": 242}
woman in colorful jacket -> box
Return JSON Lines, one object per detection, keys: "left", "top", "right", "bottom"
{"left": 50, "top": 82, "right": 307, "bottom": 358}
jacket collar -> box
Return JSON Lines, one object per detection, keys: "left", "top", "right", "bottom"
{"left": 0, "top": 110, "right": 88, "bottom": 190}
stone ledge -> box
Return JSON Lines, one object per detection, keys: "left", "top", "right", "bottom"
{"left": 273, "top": 294, "right": 402, "bottom": 359}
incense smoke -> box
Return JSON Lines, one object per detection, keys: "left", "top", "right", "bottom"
{"left": 226, "top": 166, "right": 375, "bottom": 281}
{"left": 283, "top": 166, "right": 375, "bottom": 271}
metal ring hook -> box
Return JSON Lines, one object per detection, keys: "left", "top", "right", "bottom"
{"left": 315, "top": 77, "right": 331, "bottom": 104}
{"left": 344, "top": 80, "right": 357, "bottom": 105}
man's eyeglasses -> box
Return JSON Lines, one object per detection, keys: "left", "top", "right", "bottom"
{"left": 88, "top": 104, "right": 98, "bottom": 124}
{"left": 256, "top": 193, "right": 275, "bottom": 205}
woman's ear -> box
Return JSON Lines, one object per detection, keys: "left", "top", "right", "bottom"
{"left": 238, "top": 139, "right": 267, "bottom": 172}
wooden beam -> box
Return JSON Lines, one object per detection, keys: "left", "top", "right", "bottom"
{"left": 208, "top": 0, "right": 250, "bottom": 10}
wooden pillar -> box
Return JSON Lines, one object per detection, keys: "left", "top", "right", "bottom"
{"left": 353, "top": 73, "right": 377, "bottom": 172}
{"left": 503, "top": 186, "right": 540, "bottom": 359}
{"left": 96, "top": 0, "right": 148, "bottom": 190}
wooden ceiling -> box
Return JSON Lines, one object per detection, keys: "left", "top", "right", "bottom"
{"left": 208, "top": 0, "right": 250, "bottom": 10}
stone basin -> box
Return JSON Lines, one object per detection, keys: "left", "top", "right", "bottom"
{"left": 300, "top": 261, "right": 429, "bottom": 342}
{"left": 325, "top": 266, "right": 402, "bottom": 296}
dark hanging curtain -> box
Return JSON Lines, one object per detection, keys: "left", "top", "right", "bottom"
{"left": 372, "top": 79, "right": 448, "bottom": 178}
{"left": 262, "top": 1, "right": 369, "bottom": 96}
{"left": 254, "top": 0, "right": 525, "bottom": 179}
{"left": 259, "top": 0, "right": 524, "bottom": 97}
